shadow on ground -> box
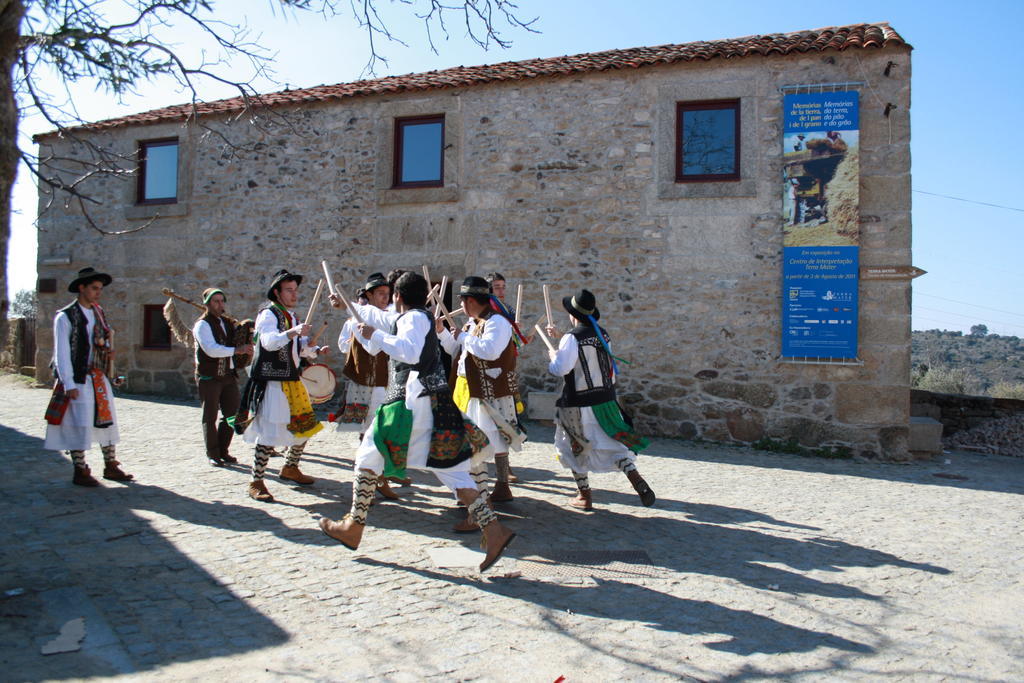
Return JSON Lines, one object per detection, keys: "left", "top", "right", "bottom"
{"left": 0, "top": 423, "right": 289, "bottom": 678}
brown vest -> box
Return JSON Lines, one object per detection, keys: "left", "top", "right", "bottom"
{"left": 195, "top": 314, "right": 237, "bottom": 379}
{"left": 342, "top": 338, "right": 389, "bottom": 387}
{"left": 461, "top": 313, "right": 517, "bottom": 401}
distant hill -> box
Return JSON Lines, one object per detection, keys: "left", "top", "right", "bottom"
{"left": 912, "top": 329, "right": 1024, "bottom": 395}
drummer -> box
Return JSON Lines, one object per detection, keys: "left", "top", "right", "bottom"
{"left": 235, "top": 269, "right": 330, "bottom": 502}
{"left": 335, "top": 272, "right": 400, "bottom": 499}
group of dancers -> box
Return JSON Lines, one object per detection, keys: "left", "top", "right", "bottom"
{"left": 44, "top": 266, "right": 655, "bottom": 572}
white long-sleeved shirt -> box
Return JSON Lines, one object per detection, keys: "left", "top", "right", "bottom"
{"left": 337, "top": 317, "right": 357, "bottom": 355}
{"left": 547, "top": 331, "right": 617, "bottom": 388}
{"left": 53, "top": 304, "right": 94, "bottom": 387}
{"left": 352, "top": 301, "right": 402, "bottom": 333}
{"left": 547, "top": 332, "right": 579, "bottom": 377}
{"left": 365, "top": 308, "right": 430, "bottom": 364}
{"left": 254, "top": 306, "right": 320, "bottom": 366}
{"left": 193, "top": 316, "right": 235, "bottom": 369}
{"left": 439, "top": 314, "right": 513, "bottom": 377}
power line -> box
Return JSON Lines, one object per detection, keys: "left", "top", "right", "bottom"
{"left": 916, "top": 293, "right": 1024, "bottom": 319}
{"left": 915, "top": 306, "right": 1024, "bottom": 331}
{"left": 913, "top": 190, "right": 1024, "bottom": 213}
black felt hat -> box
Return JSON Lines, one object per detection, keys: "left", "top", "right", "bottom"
{"left": 266, "top": 269, "right": 303, "bottom": 301}
{"left": 458, "top": 275, "right": 491, "bottom": 298}
{"left": 562, "top": 289, "right": 600, "bottom": 321}
{"left": 67, "top": 267, "right": 112, "bottom": 293}
{"left": 364, "top": 271, "right": 389, "bottom": 293}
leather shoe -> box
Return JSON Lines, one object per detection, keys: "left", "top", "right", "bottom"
{"left": 376, "top": 475, "right": 400, "bottom": 500}
{"left": 490, "top": 481, "right": 514, "bottom": 503}
{"left": 569, "top": 489, "right": 593, "bottom": 510}
{"left": 103, "top": 461, "right": 134, "bottom": 481}
{"left": 479, "top": 520, "right": 516, "bottom": 572}
{"left": 320, "top": 515, "right": 364, "bottom": 550}
{"left": 626, "top": 469, "right": 656, "bottom": 507}
{"left": 248, "top": 480, "right": 274, "bottom": 502}
{"left": 73, "top": 466, "right": 100, "bottom": 487}
{"left": 280, "top": 465, "right": 315, "bottom": 486}
{"left": 220, "top": 451, "right": 238, "bottom": 464}
{"left": 452, "top": 516, "right": 480, "bottom": 533}
{"left": 208, "top": 453, "right": 225, "bottom": 467}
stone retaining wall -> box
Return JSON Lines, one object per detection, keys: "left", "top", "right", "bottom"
{"left": 910, "top": 389, "right": 1024, "bottom": 437}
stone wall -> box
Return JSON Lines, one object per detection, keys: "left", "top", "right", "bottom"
{"left": 34, "top": 44, "right": 914, "bottom": 458}
{"left": 911, "top": 389, "right": 1024, "bottom": 436}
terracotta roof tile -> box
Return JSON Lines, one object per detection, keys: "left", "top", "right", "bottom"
{"left": 42, "top": 22, "right": 906, "bottom": 137}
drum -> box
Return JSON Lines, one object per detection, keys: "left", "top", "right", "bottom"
{"left": 299, "top": 363, "right": 337, "bottom": 404}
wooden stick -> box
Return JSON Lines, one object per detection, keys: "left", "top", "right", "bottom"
{"left": 340, "top": 289, "right": 365, "bottom": 325}
{"left": 433, "top": 294, "right": 457, "bottom": 330}
{"left": 309, "top": 321, "right": 329, "bottom": 347}
{"left": 304, "top": 279, "right": 325, "bottom": 327}
{"left": 162, "top": 287, "right": 205, "bottom": 311}
{"left": 515, "top": 284, "right": 523, "bottom": 324}
{"left": 543, "top": 284, "right": 554, "bottom": 327}
{"left": 321, "top": 261, "right": 338, "bottom": 296}
{"left": 422, "top": 265, "right": 433, "bottom": 290}
{"left": 439, "top": 275, "right": 448, "bottom": 308}
{"left": 426, "top": 283, "right": 441, "bottom": 305}
{"left": 534, "top": 324, "right": 556, "bottom": 353}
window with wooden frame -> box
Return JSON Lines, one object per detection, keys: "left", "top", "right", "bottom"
{"left": 393, "top": 115, "right": 444, "bottom": 188}
{"left": 142, "top": 304, "right": 172, "bottom": 350}
{"left": 675, "top": 100, "right": 740, "bottom": 182}
{"left": 137, "top": 137, "right": 179, "bottom": 204}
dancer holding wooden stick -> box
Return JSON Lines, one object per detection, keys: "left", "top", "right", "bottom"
{"left": 320, "top": 272, "right": 515, "bottom": 572}
{"left": 544, "top": 288, "right": 655, "bottom": 510}
{"left": 235, "top": 269, "right": 330, "bottom": 502}
{"left": 334, "top": 272, "right": 401, "bottom": 500}
{"left": 439, "top": 276, "right": 529, "bottom": 524}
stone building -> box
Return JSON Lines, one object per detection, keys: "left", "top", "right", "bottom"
{"left": 33, "top": 23, "right": 914, "bottom": 458}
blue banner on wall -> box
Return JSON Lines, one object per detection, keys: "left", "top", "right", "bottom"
{"left": 781, "top": 90, "right": 860, "bottom": 359}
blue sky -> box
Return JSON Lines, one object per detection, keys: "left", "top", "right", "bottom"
{"left": 9, "top": 0, "right": 1024, "bottom": 336}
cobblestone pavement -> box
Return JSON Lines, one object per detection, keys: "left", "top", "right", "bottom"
{"left": 1, "top": 374, "right": 1022, "bottom": 682}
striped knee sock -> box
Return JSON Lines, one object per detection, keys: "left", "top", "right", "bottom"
{"left": 468, "top": 493, "right": 496, "bottom": 528}
{"left": 285, "top": 441, "right": 306, "bottom": 468}
{"left": 572, "top": 471, "right": 591, "bottom": 492}
{"left": 350, "top": 471, "right": 377, "bottom": 524}
{"left": 615, "top": 457, "right": 637, "bottom": 475}
{"left": 495, "top": 453, "right": 511, "bottom": 483}
{"left": 252, "top": 445, "right": 273, "bottom": 480}
{"left": 68, "top": 450, "right": 86, "bottom": 469}
{"left": 471, "top": 461, "right": 488, "bottom": 492}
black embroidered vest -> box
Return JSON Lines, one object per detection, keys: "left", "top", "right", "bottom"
{"left": 250, "top": 305, "right": 300, "bottom": 381}
{"left": 383, "top": 309, "right": 448, "bottom": 404}
{"left": 195, "top": 314, "right": 237, "bottom": 379}
{"left": 57, "top": 301, "right": 110, "bottom": 385}
{"left": 556, "top": 324, "right": 616, "bottom": 408}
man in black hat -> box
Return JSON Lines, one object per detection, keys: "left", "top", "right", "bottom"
{"left": 237, "top": 269, "right": 329, "bottom": 502}
{"left": 320, "top": 272, "right": 516, "bottom": 572}
{"left": 335, "top": 272, "right": 399, "bottom": 499}
{"left": 44, "top": 267, "right": 133, "bottom": 486}
{"left": 439, "top": 275, "right": 525, "bottom": 529}
{"left": 544, "top": 288, "right": 655, "bottom": 510}
{"left": 193, "top": 288, "right": 254, "bottom": 467}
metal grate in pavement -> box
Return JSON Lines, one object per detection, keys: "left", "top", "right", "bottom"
{"left": 516, "top": 550, "right": 661, "bottom": 580}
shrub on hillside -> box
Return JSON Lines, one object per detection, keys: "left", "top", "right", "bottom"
{"left": 989, "top": 381, "right": 1024, "bottom": 400}
{"left": 913, "top": 366, "right": 981, "bottom": 395}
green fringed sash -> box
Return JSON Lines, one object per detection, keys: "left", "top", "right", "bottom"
{"left": 373, "top": 401, "right": 413, "bottom": 479}
{"left": 592, "top": 400, "right": 649, "bottom": 454}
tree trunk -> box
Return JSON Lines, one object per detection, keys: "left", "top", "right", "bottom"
{"left": 0, "top": 0, "right": 26, "bottom": 349}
